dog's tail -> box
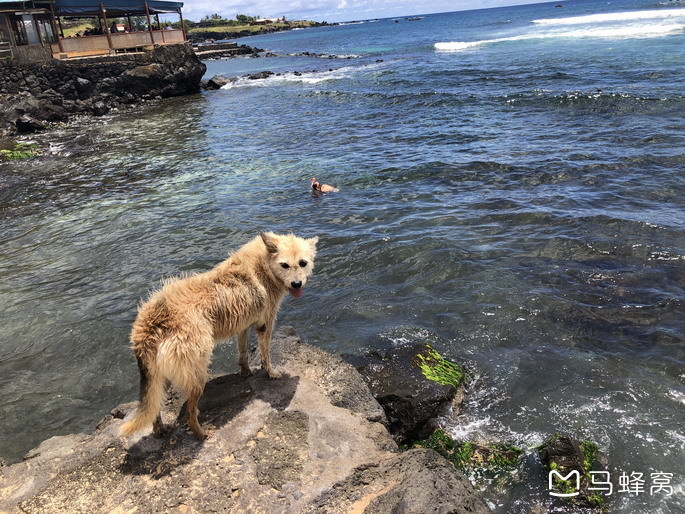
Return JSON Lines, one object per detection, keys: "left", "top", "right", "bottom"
{"left": 119, "top": 352, "right": 165, "bottom": 437}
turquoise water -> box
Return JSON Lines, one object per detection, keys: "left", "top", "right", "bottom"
{"left": 1, "top": 0, "right": 684, "bottom": 511}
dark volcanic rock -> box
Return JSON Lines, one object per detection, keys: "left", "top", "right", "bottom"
{"left": 1, "top": 93, "right": 68, "bottom": 134}
{"left": 538, "top": 434, "right": 607, "bottom": 512}
{"left": 539, "top": 434, "right": 585, "bottom": 471}
{"left": 348, "top": 344, "right": 465, "bottom": 443}
{"left": 248, "top": 70, "right": 275, "bottom": 80}
{"left": 0, "top": 42, "right": 206, "bottom": 137}
{"left": 204, "top": 74, "right": 236, "bottom": 89}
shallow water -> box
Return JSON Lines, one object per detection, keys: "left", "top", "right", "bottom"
{"left": 1, "top": 0, "right": 684, "bottom": 511}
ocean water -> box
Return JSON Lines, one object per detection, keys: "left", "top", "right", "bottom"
{"left": 1, "top": 0, "right": 684, "bottom": 511}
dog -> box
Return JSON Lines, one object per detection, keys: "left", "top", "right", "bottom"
{"left": 119, "top": 232, "right": 318, "bottom": 439}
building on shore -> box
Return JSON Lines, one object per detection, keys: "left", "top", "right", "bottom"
{"left": 0, "top": 0, "right": 187, "bottom": 63}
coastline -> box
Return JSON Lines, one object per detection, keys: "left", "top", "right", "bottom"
{"left": 0, "top": 327, "right": 609, "bottom": 513}
{"left": 0, "top": 43, "right": 205, "bottom": 139}
{"left": 186, "top": 21, "right": 334, "bottom": 45}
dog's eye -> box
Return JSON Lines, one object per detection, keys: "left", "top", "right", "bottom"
{"left": 299, "top": 260, "right": 308, "bottom": 268}
{"left": 280, "top": 263, "right": 290, "bottom": 269}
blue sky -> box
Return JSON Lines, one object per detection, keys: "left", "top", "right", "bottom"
{"left": 182, "top": 0, "right": 550, "bottom": 24}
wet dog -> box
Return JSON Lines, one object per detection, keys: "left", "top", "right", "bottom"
{"left": 120, "top": 232, "right": 318, "bottom": 439}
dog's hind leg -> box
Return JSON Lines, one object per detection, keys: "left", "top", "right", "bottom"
{"left": 186, "top": 383, "right": 207, "bottom": 439}
{"left": 256, "top": 319, "right": 281, "bottom": 379}
{"left": 237, "top": 328, "right": 252, "bottom": 376}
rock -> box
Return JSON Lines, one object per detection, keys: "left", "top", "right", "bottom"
{"left": 0, "top": 93, "right": 67, "bottom": 134}
{"left": 15, "top": 114, "right": 46, "bottom": 133}
{"left": 247, "top": 70, "right": 274, "bottom": 80}
{"left": 307, "top": 448, "right": 490, "bottom": 514}
{"left": 538, "top": 434, "right": 607, "bottom": 511}
{"left": 347, "top": 344, "right": 466, "bottom": 442}
{"left": 91, "top": 101, "right": 109, "bottom": 116}
{"left": 205, "top": 74, "right": 235, "bottom": 90}
{"left": 75, "top": 77, "right": 93, "bottom": 95}
{"left": 0, "top": 327, "right": 489, "bottom": 513}
{"left": 0, "top": 43, "right": 206, "bottom": 136}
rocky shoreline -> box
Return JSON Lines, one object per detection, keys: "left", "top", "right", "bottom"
{"left": 0, "top": 327, "right": 489, "bottom": 513}
{"left": 0, "top": 43, "right": 206, "bottom": 138}
{"left": 0, "top": 327, "right": 609, "bottom": 512}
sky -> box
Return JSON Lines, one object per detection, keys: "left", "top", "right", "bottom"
{"left": 181, "top": 0, "right": 551, "bottom": 24}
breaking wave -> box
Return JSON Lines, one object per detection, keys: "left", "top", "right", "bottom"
{"left": 436, "top": 22, "right": 684, "bottom": 52}
{"left": 437, "top": 7, "right": 685, "bottom": 52}
{"left": 532, "top": 8, "right": 685, "bottom": 25}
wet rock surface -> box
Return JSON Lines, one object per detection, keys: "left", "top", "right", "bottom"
{"left": 347, "top": 344, "right": 467, "bottom": 443}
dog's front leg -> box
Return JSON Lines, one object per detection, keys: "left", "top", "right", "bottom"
{"left": 237, "top": 329, "right": 252, "bottom": 376}
{"left": 256, "top": 319, "right": 281, "bottom": 379}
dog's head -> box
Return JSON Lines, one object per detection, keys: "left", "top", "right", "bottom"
{"left": 260, "top": 232, "right": 318, "bottom": 298}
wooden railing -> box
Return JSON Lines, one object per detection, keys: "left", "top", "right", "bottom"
{"left": 0, "top": 41, "right": 12, "bottom": 59}
{"left": 51, "top": 29, "right": 184, "bottom": 57}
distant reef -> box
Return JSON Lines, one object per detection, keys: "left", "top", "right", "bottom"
{"left": 0, "top": 43, "right": 206, "bottom": 138}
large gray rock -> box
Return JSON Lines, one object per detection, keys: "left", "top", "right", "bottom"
{"left": 0, "top": 327, "right": 489, "bottom": 513}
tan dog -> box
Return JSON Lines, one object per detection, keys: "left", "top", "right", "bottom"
{"left": 120, "top": 232, "right": 318, "bottom": 439}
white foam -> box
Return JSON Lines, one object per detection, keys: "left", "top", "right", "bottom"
{"left": 435, "top": 22, "right": 684, "bottom": 52}
{"left": 220, "top": 61, "right": 389, "bottom": 90}
{"left": 435, "top": 40, "right": 492, "bottom": 51}
{"left": 533, "top": 8, "right": 685, "bottom": 25}
{"left": 220, "top": 67, "right": 355, "bottom": 89}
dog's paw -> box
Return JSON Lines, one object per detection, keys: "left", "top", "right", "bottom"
{"left": 266, "top": 369, "right": 282, "bottom": 379}
{"left": 188, "top": 426, "right": 210, "bottom": 440}
{"left": 153, "top": 424, "right": 172, "bottom": 438}
{"left": 240, "top": 366, "right": 254, "bottom": 377}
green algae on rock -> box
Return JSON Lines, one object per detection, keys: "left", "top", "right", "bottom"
{"left": 538, "top": 434, "right": 608, "bottom": 512}
{"left": 407, "top": 428, "right": 523, "bottom": 474}
{"left": 412, "top": 344, "right": 465, "bottom": 388}
{"left": 0, "top": 142, "right": 40, "bottom": 161}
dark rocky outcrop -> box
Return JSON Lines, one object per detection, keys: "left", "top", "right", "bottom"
{"left": 193, "top": 43, "right": 264, "bottom": 60}
{"left": 0, "top": 327, "right": 489, "bottom": 513}
{"left": 0, "top": 43, "right": 206, "bottom": 137}
{"left": 538, "top": 434, "right": 608, "bottom": 512}
{"left": 347, "top": 344, "right": 467, "bottom": 443}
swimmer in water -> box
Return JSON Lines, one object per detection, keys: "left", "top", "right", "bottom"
{"left": 311, "top": 177, "right": 339, "bottom": 192}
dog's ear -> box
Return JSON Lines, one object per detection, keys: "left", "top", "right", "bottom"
{"left": 260, "top": 232, "right": 279, "bottom": 254}
{"left": 307, "top": 236, "right": 319, "bottom": 254}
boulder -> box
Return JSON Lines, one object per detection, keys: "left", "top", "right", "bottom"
{"left": 205, "top": 74, "right": 236, "bottom": 90}
{"left": 347, "top": 344, "right": 466, "bottom": 442}
{"left": 247, "top": 70, "right": 275, "bottom": 80}
{"left": 538, "top": 434, "right": 607, "bottom": 512}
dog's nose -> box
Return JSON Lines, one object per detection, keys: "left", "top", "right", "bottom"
{"left": 291, "top": 281, "right": 302, "bottom": 289}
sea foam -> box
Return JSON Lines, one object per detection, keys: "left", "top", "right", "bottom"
{"left": 533, "top": 8, "right": 685, "bottom": 25}
{"left": 436, "top": 19, "right": 684, "bottom": 52}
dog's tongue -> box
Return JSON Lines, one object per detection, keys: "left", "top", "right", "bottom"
{"left": 289, "top": 288, "right": 303, "bottom": 299}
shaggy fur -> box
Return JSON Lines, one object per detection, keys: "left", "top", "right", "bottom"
{"left": 120, "top": 232, "right": 318, "bottom": 439}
